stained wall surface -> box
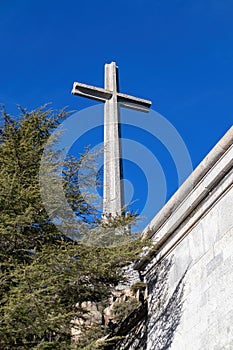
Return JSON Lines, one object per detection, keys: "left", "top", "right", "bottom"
{"left": 143, "top": 129, "right": 233, "bottom": 350}
{"left": 147, "top": 183, "right": 233, "bottom": 350}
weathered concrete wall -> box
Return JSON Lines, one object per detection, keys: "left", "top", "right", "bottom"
{"left": 138, "top": 127, "right": 233, "bottom": 350}
{"left": 147, "top": 184, "right": 233, "bottom": 350}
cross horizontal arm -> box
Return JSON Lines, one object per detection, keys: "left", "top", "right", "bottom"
{"left": 117, "top": 92, "right": 152, "bottom": 113}
{"left": 72, "top": 82, "right": 152, "bottom": 112}
{"left": 72, "top": 82, "right": 112, "bottom": 103}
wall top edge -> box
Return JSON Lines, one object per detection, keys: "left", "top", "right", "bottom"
{"left": 136, "top": 126, "right": 233, "bottom": 270}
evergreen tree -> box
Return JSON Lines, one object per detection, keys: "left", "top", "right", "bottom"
{"left": 0, "top": 106, "right": 144, "bottom": 349}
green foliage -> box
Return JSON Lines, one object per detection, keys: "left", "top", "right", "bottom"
{"left": 111, "top": 298, "right": 140, "bottom": 324}
{"left": 130, "top": 281, "right": 147, "bottom": 294}
{"left": 0, "top": 106, "right": 145, "bottom": 349}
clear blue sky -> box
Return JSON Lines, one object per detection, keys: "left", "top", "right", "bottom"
{"left": 1, "top": 0, "right": 232, "bottom": 229}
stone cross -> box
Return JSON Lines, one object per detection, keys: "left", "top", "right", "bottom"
{"left": 72, "top": 62, "right": 151, "bottom": 218}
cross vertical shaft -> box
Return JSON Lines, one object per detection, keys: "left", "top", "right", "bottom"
{"left": 104, "top": 62, "right": 124, "bottom": 217}
{"left": 72, "top": 61, "right": 152, "bottom": 220}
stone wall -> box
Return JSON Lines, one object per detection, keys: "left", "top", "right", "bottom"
{"left": 137, "top": 127, "right": 233, "bottom": 350}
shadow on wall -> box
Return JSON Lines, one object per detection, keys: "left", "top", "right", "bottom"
{"left": 147, "top": 257, "right": 187, "bottom": 350}
{"left": 104, "top": 302, "right": 147, "bottom": 349}
{"left": 109, "top": 257, "right": 187, "bottom": 349}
